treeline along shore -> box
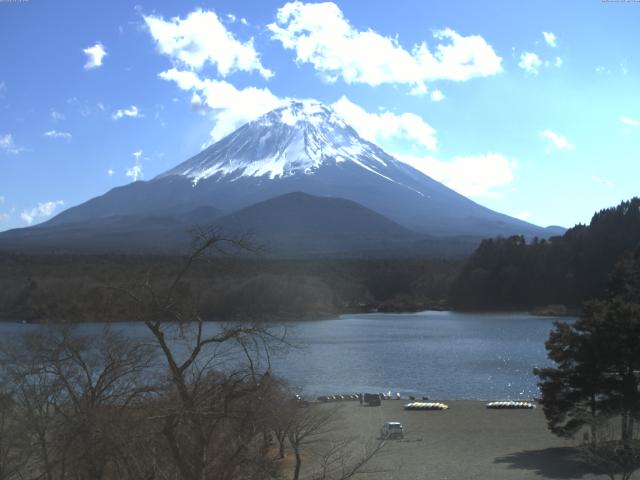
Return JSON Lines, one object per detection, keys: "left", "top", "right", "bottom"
{"left": 2, "top": 197, "right": 639, "bottom": 323}
{"left": 0, "top": 254, "right": 457, "bottom": 322}
{"left": 450, "top": 197, "right": 640, "bottom": 312}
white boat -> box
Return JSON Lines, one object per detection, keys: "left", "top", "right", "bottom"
{"left": 486, "top": 400, "right": 535, "bottom": 409}
{"left": 404, "top": 402, "right": 449, "bottom": 411}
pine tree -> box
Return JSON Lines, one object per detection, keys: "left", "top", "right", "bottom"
{"left": 535, "top": 250, "right": 640, "bottom": 478}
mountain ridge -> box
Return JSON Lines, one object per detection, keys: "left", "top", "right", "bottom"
{"left": 0, "top": 99, "right": 563, "bottom": 256}
{"left": 0, "top": 192, "right": 483, "bottom": 257}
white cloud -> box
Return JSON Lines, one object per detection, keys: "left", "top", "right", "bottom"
{"left": 518, "top": 52, "right": 542, "bottom": 75}
{"left": 542, "top": 32, "right": 557, "bottom": 48}
{"left": 591, "top": 175, "right": 613, "bottom": 188}
{"left": 268, "top": 1, "right": 502, "bottom": 93}
{"left": 159, "top": 66, "right": 440, "bottom": 155}
{"left": 50, "top": 110, "right": 65, "bottom": 121}
{"left": 541, "top": 130, "right": 574, "bottom": 151}
{"left": 430, "top": 89, "right": 445, "bottom": 102}
{"left": 21, "top": 200, "right": 64, "bottom": 225}
{"left": 126, "top": 164, "right": 143, "bottom": 181}
{"left": 158, "top": 69, "right": 203, "bottom": 91}
{"left": 144, "top": 9, "right": 273, "bottom": 78}
{"left": 44, "top": 130, "right": 72, "bottom": 141}
{"left": 621, "top": 116, "right": 639, "bottom": 127}
{"left": 190, "top": 92, "right": 204, "bottom": 110}
{"left": 0, "top": 133, "right": 21, "bottom": 155}
{"left": 398, "top": 153, "right": 517, "bottom": 198}
{"left": 240, "top": 18, "right": 249, "bottom": 26}
{"left": 621, "top": 62, "right": 629, "bottom": 75}
{"left": 159, "top": 68, "right": 439, "bottom": 150}
{"left": 126, "top": 151, "right": 144, "bottom": 181}
{"left": 156, "top": 64, "right": 513, "bottom": 200}
{"left": 515, "top": 211, "right": 532, "bottom": 221}
{"left": 112, "top": 105, "right": 143, "bottom": 120}
{"left": 544, "top": 56, "right": 562, "bottom": 68}
{"left": 159, "top": 68, "right": 283, "bottom": 141}
{"left": 332, "top": 96, "right": 437, "bottom": 151}
{"left": 83, "top": 42, "right": 107, "bottom": 70}
{"left": 107, "top": 168, "right": 115, "bottom": 176}
{"left": 521, "top": 51, "right": 561, "bottom": 73}
{"left": 226, "top": 13, "right": 236, "bottom": 23}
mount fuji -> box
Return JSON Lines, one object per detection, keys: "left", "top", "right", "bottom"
{"left": 0, "top": 100, "right": 560, "bottom": 256}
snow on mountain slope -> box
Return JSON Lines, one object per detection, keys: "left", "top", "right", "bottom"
{"left": 158, "top": 100, "right": 416, "bottom": 192}
{"left": 38, "top": 99, "right": 549, "bottom": 240}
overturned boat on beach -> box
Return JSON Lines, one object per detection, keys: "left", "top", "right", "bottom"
{"left": 404, "top": 402, "right": 449, "bottom": 411}
{"left": 486, "top": 401, "right": 536, "bottom": 409}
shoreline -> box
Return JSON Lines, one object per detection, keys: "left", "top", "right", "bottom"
{"left": 0, "top": 307, "right": 577, "bottom": 324}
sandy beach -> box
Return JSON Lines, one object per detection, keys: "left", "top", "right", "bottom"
{"left": 301, "top": 400, "right": 609, "bottom": 480}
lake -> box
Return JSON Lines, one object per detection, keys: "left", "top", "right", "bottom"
{"left": 271, "top": 311, "right": 570, "bottom": 400}
{"left": 0, "top": 311, "right": 569, "bottom": 400}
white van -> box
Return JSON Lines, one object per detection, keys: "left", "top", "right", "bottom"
{"left": 381, "top": 421, "right": 404, "bottom": 439}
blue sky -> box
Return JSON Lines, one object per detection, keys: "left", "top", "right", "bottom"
{"left": 0, "top": 0, "right": 638, "bottom": 231}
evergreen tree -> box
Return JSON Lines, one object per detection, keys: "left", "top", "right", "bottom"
{"left": 450, "top": 197, "right": 640, "bottom": 310}
{"left": 534, "top": 318, "right": 607, "bottom": 442}
{"left": 535, "top": 251, "right": 640, "bottom": 477}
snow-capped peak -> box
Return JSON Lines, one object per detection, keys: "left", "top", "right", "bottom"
{"left": 277, "top": 100, "right": 345, "bottom": 128}
{"left": 158, "top": 99, "right": 404, "bottom": 184}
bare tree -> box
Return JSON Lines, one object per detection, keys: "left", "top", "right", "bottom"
{"left": 0, "top": 387, "right": 28, "bottom": 480}
{"left": 0, "top": 326, "right": 156, "bottom": 480}
{"left": 117, "top": 228, "right": 387, "bottom": 480}
{"left": 310, "top": 437, "right": 387, "bottom": 480}
{"left": 244, "top": 374, "right": 298, "bottom": 460}
{"left": 117, "top": 228, "right": 288, "bottom": 480}
{"left": 285, "top": 403, "right": 387, "bottom": 480}
{"left": 8, "top": 354, "right": 64, "bottom": 480}
{"left": 0, "top": 227, "right": 385, "bottom": 480}
{"left": 286, "top": 404, "right": 342, "bottom": 480}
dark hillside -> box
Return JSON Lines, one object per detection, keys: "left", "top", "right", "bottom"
{"left": 449, "top": 197, "right": 640, "bottom": 311}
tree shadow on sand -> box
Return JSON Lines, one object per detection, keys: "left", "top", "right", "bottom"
{"left": 494, "top": 447, "right": 605, "bottom": 479}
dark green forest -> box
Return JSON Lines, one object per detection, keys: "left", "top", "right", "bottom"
{"left": 450, "top": 197, "right": 640, "bottom": 311}
{"left": 0, "top": 253, "right": 458, "bottom": 322}
{"left": 4, "top": 197, "right": 640, "bottom": 321}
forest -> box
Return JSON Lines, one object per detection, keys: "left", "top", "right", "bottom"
{"left": 0, "top": 252, "right": 458, "bottom": 322}
{"left": 0, "top": 233, "right": 385, "bottom": 480}
{"left": 449, "top": 197, "right": 640, "bottom": 311}
{"left": 3, "top": 197, "right": 640, "bottom": 322}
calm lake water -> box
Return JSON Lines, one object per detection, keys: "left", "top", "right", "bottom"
{"left": 0, "top": 311, "right": 569, "bottom": 400}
